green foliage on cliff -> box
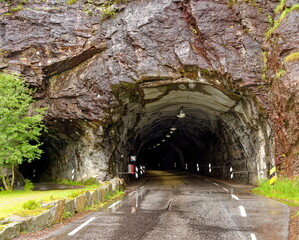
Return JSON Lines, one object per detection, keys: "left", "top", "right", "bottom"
{"left": 284, "top": 52, "right": 299, "bottom": 63}
{"left": 266, "top": 4, "right": 299, "bottom": 38}
{"left": 274, "top": 0, "right": 287, "bottom": 14}
{"left": 275, "top": 69, "right": 286, "bottom": 78}
{"left": 66, "top": 0, "right": 78, "bottom": 5}
{"left": 0, "top": 73, "right": 46, "bottom": 191}
{"left": 10, "top": 4, "right": 23, "bottom": 12}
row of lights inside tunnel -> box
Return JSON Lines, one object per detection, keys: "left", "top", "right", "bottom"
{"left": 148, "top": 126, "right": 177, "bottom": 150}
{"left": 148, "top": 108, "right": 186, "bottom": 150}
{"left": 145, "top": 108, "right": 236, "bottom": 180}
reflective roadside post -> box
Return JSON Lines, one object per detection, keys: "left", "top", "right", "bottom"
{"left": 269, "top": 164, "right": 277, "bottom": 185}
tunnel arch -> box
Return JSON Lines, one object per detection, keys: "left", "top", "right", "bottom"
{"left": 23, "top": 79, "right": 274, "bottom": 185}
{"left": 113, "top": 79, "right": 273, "bottom": 184}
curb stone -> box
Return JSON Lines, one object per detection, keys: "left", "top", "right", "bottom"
{"left": 0, "top": 177, "right": 124, "bottom": 240}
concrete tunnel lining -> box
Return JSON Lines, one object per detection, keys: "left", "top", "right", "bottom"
{"left": 123, "top": 81, "right": 272, "bottom": 184}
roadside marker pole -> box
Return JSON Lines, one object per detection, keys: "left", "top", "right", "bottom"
{"left": 269, "top": 164, "right": 277, "bottom": 185}
{"left": 230, "top": 167, "right": 233, "bottom": 179}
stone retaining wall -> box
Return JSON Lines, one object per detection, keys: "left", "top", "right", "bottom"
{"left": 0, "top": 178, "right": 125, "bottom": 240}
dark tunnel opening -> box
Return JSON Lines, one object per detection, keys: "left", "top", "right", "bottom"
{"left": 121, "top": 82, "right": 273, "bottom": 185}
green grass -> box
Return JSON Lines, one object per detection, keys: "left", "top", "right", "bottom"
{"left": 252, "top": 178, "right": 299, "bottom": 205}
{"left": 0, "top": 184, "right": 100, "bottom": 219}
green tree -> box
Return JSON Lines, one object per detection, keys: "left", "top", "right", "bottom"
{"left": 0, "top": 73, "right": 46, "bottom": 191}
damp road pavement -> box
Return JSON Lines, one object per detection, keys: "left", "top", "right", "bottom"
{"left": 45, "top": 171, "right": 289, "bottom": 240}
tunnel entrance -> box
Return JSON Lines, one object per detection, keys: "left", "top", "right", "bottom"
{"left": 20, "top": 79, "right": 273, "bottom": 185}
{"left": 114, "top": 79, "right": 273, "bottom": 184}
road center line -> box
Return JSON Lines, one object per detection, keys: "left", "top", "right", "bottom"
{"left": 239, "top": 206, "right": 247, "bottom": 217}
{"left": 250, "top": 233, "right": 257, "bottom": 240}
{"left": 128, "top": 191, "right": 136, "bottom": 196}
{"left": 140, "top": 186, "right": 144, "bottom": 189}
{"left": 204, "top": 179, "right": 209, "bottom": 182}
{"left": 68, "top": 217, "right": 96, "bottom": 236}
{"left": 232, "top": 194, "right": 240, "bottom": 200}
{"left": 222, "top": 187, "right": 229, "bottom": 192}
{"left": 213, "top": 183, "right": 219, "bottom": 186}
{"left": 108, "top": 200, "right": 122, "bottom": 209}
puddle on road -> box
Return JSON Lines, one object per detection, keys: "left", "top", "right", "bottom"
{"left": 104, "top": 188, "right": 147, "bottom": 214}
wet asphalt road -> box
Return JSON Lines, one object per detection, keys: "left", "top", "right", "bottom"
{"left": 46, "top": 171, "right": 289, "bottom": 240}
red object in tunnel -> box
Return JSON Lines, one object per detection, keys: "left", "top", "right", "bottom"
{"left": 128, "top": 164, "right": 135, "bottom": 174}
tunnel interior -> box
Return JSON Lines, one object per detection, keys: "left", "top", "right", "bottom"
{"left": 116, "top": 81, "right": 273, "bottom": 184}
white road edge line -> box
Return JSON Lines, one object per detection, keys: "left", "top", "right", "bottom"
{"left": 222, "top": 187, "right": 229, "bottom": 192}
{"left": 128, "top": 191, "right": 136, "bottom": 196}
{"left": 239, "top": 206, "right": 247, "bottom": 217}
{"left": 140, "top": 186, "right": 144, "bottom": 189}
{"left": 232, "top": 194, "right": 240, "bottom": 200}
{"left": 250, "top": 233, "right": 257, "bottom": 240}
{"left": 68, "top": 217, "right": 96, "bottom": 236}
{"left": 108, "top": 200, "right": 122, "bottom": 209}
{"left": 204, "top": 179, "right": 209, "bottom": 182}
{"left": 213, "top": 183, "right": 219, "bottom": 186}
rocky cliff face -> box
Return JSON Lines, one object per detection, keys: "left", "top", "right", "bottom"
{"left": 0, "top": 0, "right": 298, "bottom": 182}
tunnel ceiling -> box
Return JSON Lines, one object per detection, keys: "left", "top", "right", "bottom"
{"left": 132, "top": 81, "right": 241, "bottom": 154}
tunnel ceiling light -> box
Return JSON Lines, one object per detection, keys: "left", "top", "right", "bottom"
{"left": 170, "top": 131, "right": 173, "bottom": 134}
{"left": 177, "top": 109, "right": 186, "bottom": 118}
{"left": 162, "top": 139, "right": 165, "bottom": 142}
{"left": 166, "top": 134, "right": 171, "bottom": 138}
{"left": 157, "top": 143, "right": 160, "bottom": 146}
{"left": 170, "top": 127, "right": 177, "bottom": 131}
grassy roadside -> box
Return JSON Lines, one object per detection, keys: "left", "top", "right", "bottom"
{"left": 0, "top": 181, "right": 102, "bottom": 220}
{"left": 252, "top": 178, "right": 299, "bottom": 215}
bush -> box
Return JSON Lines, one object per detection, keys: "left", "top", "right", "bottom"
{"left": 22, "top": 200, "right": 41, "bottom": 210}
{"left": 24, "top": 179, "right": 34, "bottom": 191}
{"left": 83, "top": 177, "right": 97, "bottom": 185}
{"left": 63, "top": 211, "right": 72, "bottom": 219}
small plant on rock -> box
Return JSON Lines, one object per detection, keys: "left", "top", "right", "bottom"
{"left": 66, "top": 0, "right": 78, "bottom": 5}
{"left": 284, "top": 52, "right": 299, "bottom": 63}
